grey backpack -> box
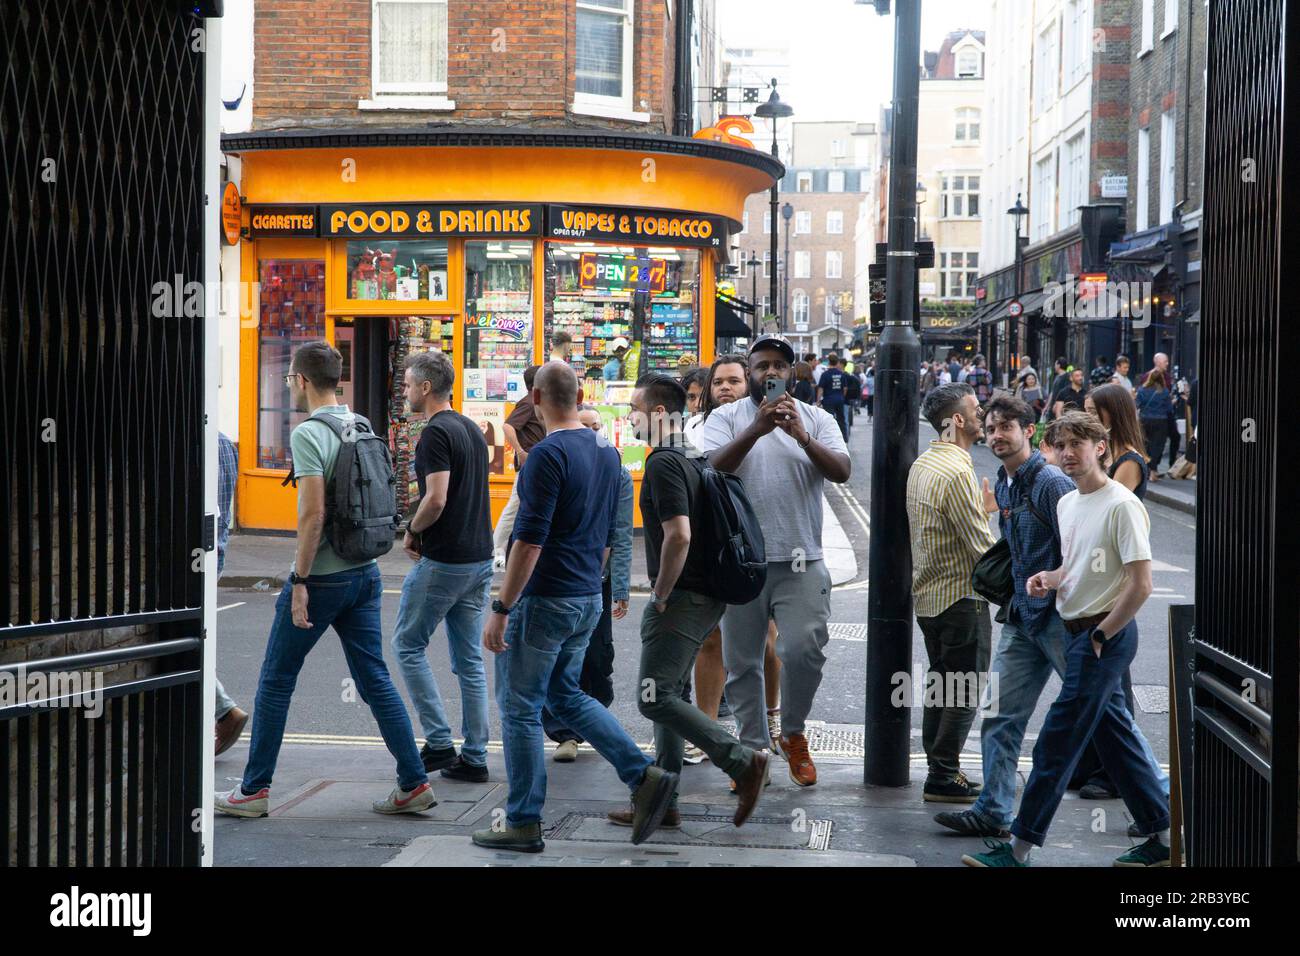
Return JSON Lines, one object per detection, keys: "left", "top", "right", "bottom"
{"left": 283, "top": 412, "right": 399, "bottom": 561}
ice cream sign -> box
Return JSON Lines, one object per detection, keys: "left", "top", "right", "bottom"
{"left": 470, "top": 313, "right": 528, "bottom": 339}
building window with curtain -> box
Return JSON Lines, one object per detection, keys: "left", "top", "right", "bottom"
{"left": 939, "top": 250, "right": 979, "bottom": 299}
{"left": 372, "top": 0, "right": 449, "bottom": 95}
{"left": 792, "top": 289, "right": 809, "bottom": 326}
{"left": 576, "top": 0, "right": 634, "bottom": 108}
{"left": 955, "top": 107, "right": 981, "bottom": 143}
{"left": 794, "top": 250, "right": 811, "bottom": 279}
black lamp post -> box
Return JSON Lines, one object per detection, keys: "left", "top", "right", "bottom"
{"left": 1007, "top": 193, "right": 1029, "bottom": 385}
{"left": 746, "top": 252, "right": 762, "bottom": 337}
{"left": 755, "top": 78, "right": 792, "bottom": 325}
{"left": 781, "top": 201, "right": 794, "bottom": 332}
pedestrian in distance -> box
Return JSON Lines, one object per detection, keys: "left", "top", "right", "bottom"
{"left": 698, "top": 334, "right": 851, "bottom": 788}
{"left": 474, "top": 361, "right": 677, "bottom": 853}
{"left": 816, "top": 353, "right": 850, "bottom": 441}
{"left": 963, "top": 411, "right": 1171, "bottom": 867}
{"left": 216, "top": 342, "right": 431, "bottom": 819}
{"left": 390, "top": 350, "right": 496, "bottom": 783}
{"left": 603, "top": 374, "right": 769, "bottom": 831}
{"left": 544, "top": 405, "right": 632, "bottom": 762}
{"left": 906, "top": 382, "right": 997, "bottom": 803}
{"left": 1136, "top": 369, "right": 1174, "bottom": 481}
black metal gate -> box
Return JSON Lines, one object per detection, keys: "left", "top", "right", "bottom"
{"left": 1, "top": 1, "right": 209, "bottom": 865}
{"left": 1191, "top": 0, "right": 1299, "bottom": 865}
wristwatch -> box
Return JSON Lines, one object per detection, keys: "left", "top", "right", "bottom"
{"left": 1089, "top": 626, "right": 1109, "bottom": 645}
{"left": 797, "top": 434, "right": 812, "bottom": 450}
{"left": 491, "top": 598, "right": 513, "bottom": 616}
{"left": 288, "top": 570, "right": 307, "bottom": 586}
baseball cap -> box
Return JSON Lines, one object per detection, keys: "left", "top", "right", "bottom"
{"left": 748, "top": 334, "right": 795, "bottom": 364}
{"left": 612, "top": 336, "right": 629, "bottom": 350}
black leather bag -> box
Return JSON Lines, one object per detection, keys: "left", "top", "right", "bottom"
{"left": 971, "top": 537, "right": 1014, "bottom": 606}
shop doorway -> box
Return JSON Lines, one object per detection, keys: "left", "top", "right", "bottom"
{"left": 334, "top": 317, "right": 391, "bottom": 441}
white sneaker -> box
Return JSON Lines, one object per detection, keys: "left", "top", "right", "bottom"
{"left": 767, "top": 710, "right": 781, "bottom": 752}
{"left": 372, "top": 781, "right": 436, "bottom": 814}
{"left": 215, "top": 785, "right": 269, "bottom": 818}
{"left": 683, "top": 744, "right": 707, "bottom": 765}
{"left": 553, "top": 739, "right": 580, "bottom": 762}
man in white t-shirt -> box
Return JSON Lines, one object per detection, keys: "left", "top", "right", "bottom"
{"left": 963, "top": 411, "right": 1171, "bottom": 868}
{"left": 698, "top": 335, "right": 851, "bottom": 789}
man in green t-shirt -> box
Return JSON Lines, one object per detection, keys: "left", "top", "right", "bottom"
{"left": 216, "top": 341, "right": 431, "bottom": 820}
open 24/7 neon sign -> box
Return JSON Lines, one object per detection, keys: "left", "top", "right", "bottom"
{"left": 578, "top": 253, "right": 667, "bottom": 294}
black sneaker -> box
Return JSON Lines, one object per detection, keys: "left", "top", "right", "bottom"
{"left": 420, "top": 743, "right": 458, "bottom": 773}
{"left": 923, "top": 772, "right": 982, "bottom": 803}
{"left": 934, "top": 808, "right": 1010, "bottom": 837}
{"left": 1079, "top": 778, "right": 1119, "bottom": 800}
{"left": 440, "top": 755, "right": 489, "bottom": 783}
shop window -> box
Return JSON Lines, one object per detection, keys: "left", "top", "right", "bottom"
{"left": 372, "top": 0, "right": 449, "bottom": 95}
{"left": 345, "top": 239, "right": 449, "bottom": 303}
{"left": 256, "top": 259, "right": 326, "bottom": 470}
{"left": 459, "top": 241, "right": 534, "bottom": 477}
{"left": 576, "top": 0, "right": 634, "bottom": 107}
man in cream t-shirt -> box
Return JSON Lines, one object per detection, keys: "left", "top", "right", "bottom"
{"left": 963, "top": 410, "right": 1171, "bottom": 868}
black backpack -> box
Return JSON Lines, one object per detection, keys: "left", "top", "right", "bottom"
{"left": 283, "top": 412, "right": 399, "bottom": 562}
{"left": 663, "top": 448, "right": 768, "bottom": 604}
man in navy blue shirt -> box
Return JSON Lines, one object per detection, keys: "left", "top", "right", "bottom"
{"left": 816, "top": 353, "right": 849, "bottom": 440}
{"left": 473, "top": 361, "right": 678, "bottom": 853}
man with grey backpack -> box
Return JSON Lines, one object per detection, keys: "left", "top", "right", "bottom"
{"left": 216, "top": 341, "right": 431, "bottom": 820}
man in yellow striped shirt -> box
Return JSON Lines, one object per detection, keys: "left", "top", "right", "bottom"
{"left": 906, "top": 382, "right": 998, "bottom": 803}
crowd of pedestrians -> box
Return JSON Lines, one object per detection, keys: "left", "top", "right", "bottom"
{"left": 212, "top": 338, "right": 1176, "bottom": 866}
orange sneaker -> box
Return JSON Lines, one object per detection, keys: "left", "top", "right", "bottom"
{"left": 779, "top": 733, "right": 817, "bottom": 787}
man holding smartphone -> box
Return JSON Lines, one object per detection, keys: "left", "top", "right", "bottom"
{"left": 698, "top": 335, "right": 851, "bottom": 788}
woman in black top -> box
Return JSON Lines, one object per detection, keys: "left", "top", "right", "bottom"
{"left": 792, "top": 361, "right": 816, "bottom": 404}
{"left": 1086, "top": 384, "right": 1149, "bottom": 500}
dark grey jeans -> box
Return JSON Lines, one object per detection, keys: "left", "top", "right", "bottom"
{"left": 638, "top": 589, "right": 754, "bottom": 786}
{"left": 917, "top": 597, "right": 992, "bottom": 783}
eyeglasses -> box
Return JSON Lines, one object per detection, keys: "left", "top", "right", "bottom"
{"left": 283, "top": 372, "right": 300, "bottom": 387}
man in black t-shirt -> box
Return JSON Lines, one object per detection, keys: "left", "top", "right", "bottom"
{"left": 1050, "top": 367, "right": 1088, "bottom": 419}
{"left": 392, "top": 350, "right": 496, "bottom": 784}
{"left": 605, "top": 374, "right": 769, "bottom": 831}
{"left": 817, "top": 354, "right": 849, "bottom": 441}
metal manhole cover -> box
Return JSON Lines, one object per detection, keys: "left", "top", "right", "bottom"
{"left": 546, "top": 811, "right": 833, "bottom": 851}
{"left": 805, "top": 721, "right": 866, "bottom": 758}
{"left": 828, "top": 622, "right": 869, "bottom": 642}
{"left": 1132, "top": 685, "right": 1169, "bottom": 714}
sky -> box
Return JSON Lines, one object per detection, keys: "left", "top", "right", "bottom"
{"left": 715, "top": 0, "right": 990, "bottom": 126}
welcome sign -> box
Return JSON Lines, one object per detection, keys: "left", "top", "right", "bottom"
{"left": 469, "top": 313, "right": 528, "bottom": 339}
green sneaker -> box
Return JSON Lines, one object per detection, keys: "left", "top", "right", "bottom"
{"left": 1114, "top": 836, "right": 1170, "bottom": 867}
{"left": 962, "top": 839, "right": 1029, "bottom": 867}
{"left": 630, "top": 765, "right": 678, "bottom": 845}
{"left": 471, "top": 821, "right": 544, "bottom": 853}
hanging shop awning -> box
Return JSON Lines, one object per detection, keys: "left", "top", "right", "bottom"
{"left": 715, "top": 296, "right": 754, "bottom": 338}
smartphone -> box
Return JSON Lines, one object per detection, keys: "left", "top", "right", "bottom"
{"left": 764, "top": 377, "right": 788, "bottom": 404}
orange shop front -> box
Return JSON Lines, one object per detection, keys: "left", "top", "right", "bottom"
{"left": 223, "top": 130, "right": 782, "bottom": 532}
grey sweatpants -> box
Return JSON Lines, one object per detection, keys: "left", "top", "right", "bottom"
{"left": 720, "top": 560, "right": 832, "bottom": 752}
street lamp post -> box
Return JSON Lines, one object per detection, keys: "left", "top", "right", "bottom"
{"left": 755, "top": 79, "right": 793, "bottom": 328}
{"left": 747, "top": 252, "right": 763, "bottom": 338}
{"left": 782, "top": 202, "right": 794, "bottom": 332}
{"left": 866, "top": 0, "right": 923, "bottom": 787}
{"left": 1007, "top": 194, "right": 1029, "bottom": 386}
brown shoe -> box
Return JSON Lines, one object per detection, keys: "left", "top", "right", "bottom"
{"left": 215, "top": 707, "right": 249, "bottom": 757}
{"left": 732, "top": 750, "right": 770, "bottom": 827}
{"left": 779, "top": 733, "right": 817, "bottom": 787}
{"left": 607, "top": 804, "right": 681, "bottom": 829}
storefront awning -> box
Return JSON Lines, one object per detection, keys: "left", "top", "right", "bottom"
{"left": 715, "top": 298, "right": 754, "bottom": 338}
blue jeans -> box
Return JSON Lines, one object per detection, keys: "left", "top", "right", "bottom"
{"left": 495, "top": 593, "right": 652, "bottom": 827}
{"left": 1011, "top": 620, "right": 1171, "bottom": 845}
{"left": 391, "top": 557, "right": 493, "bottom": 767}
{"left": 973, "top": 611, "right": 1169, "bottom": 827}
{"left": 242, "top": 565, "right": 426, "bottom": 793}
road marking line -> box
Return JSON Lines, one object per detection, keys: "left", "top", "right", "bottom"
{"left": 217, "top": 602, "right": 246, "bottom": 612}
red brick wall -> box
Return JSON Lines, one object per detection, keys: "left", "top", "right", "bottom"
{"left": 253, "top": 0, "right": 676, "bottom": 132}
